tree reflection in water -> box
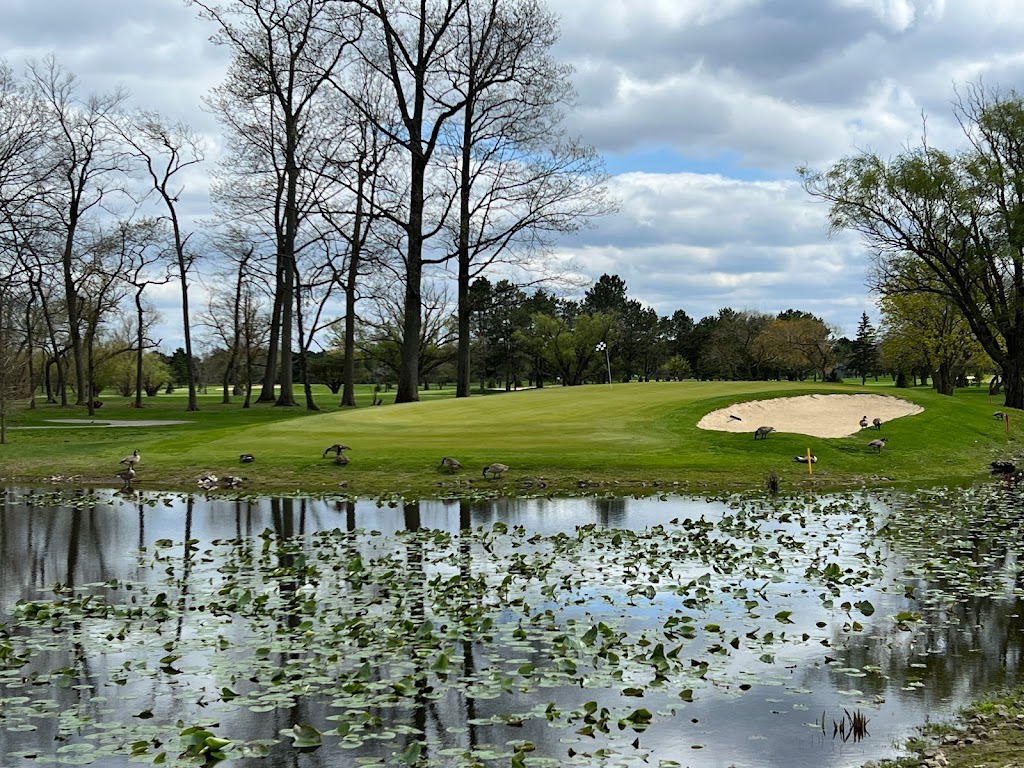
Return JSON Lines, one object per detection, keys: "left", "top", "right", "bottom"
{"left": 0, "top": 486, "right": 1022, "bottom": 767}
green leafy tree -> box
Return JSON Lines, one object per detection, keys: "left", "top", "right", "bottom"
{"left": 533, "top": 311, "right": 613, "bottom": 386}
{"left": 802, "top": 83, "right": 1024, "bottom": 408}
{"left": 879, "top": 290, "right": 987, "bottom": 395}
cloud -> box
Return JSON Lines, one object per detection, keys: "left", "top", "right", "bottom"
{"left": 5, "top": 0, "right": 1024, "bottom": 347}
{"left": 557, "top": 172, "right": 873, "bottom": 334}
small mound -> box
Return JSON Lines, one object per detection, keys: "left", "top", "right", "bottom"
{"left": 697, "top": 394, "right": 923, "bottom": 438}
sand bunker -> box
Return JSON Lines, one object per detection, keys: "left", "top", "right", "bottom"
{"left": 697, "top": 393, "right": 923, "bottom": 439}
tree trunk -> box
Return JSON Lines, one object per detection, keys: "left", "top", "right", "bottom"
{"left": 1002, "top": 356, "right": 1024, "bottom": 409}
{"left": 258, "top": 279, "right": 282, "bottom": 402}
{"left": 456, "top": 97, "right": 473, "bottom": 399}
{"left": 25, "top": 293, "right": 36, "bottom": 410}
{"left": 340, "top": 172, "right": 365, "bottom": 408}
{"left": 134, "top": 291, "right": 145, "bottom": 408}
{"left": 340, "top": 276, "right": 358, "bottom": 408}
{"left": 61, "top": 227, "right": 86, "bottom": 405}
{"left": 275, "top": 258, "right": 296, "bottom": 406}
{"left": 396, "top": 153, "right": 425, "bottom": 404}
{"left": 933, "top": 363, "right": 955, "bottom": 396}
{"left": 275, "top": 116, "right": 301, "bottom": 408}
{"left": 178, "top": 262, "right": 199, "bottom": 412}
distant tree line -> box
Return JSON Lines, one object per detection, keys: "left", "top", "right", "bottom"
{"left": 57, "top": 272, "right": 991, "bottom": 404}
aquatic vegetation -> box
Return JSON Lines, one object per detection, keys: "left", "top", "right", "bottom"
{"left": 1, "top": 484, "right": 1023, "bottom": 765}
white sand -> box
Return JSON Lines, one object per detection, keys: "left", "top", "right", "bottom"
{"left": 696, "top": 393, "right": 923, "bottom": 438}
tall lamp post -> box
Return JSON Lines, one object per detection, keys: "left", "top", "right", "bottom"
{"left": 596, "top": 341, "right": 612, "bottom": 388}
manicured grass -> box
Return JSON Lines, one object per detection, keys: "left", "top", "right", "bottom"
{"left": 0, "top": 380, "right": 1018, "bottom": 496}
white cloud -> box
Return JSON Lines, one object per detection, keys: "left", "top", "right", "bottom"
{"left": 5, "top": 0, "right": 1023, "bottom": 346}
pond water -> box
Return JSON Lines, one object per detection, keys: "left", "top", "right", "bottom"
{"left": 1, "top": 484, "right": 1023, "bottom": 767}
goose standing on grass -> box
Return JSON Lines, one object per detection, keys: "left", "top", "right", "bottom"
{"left": 440, "top": 457, "right": 462, "bottom": 472}
{"left": 482, "top": 463, "right": 508, "bottom": 479}
{"left": 872, "top": 417, "right": 883, "bottom": 430}
{"left": 859, "top": 416, "right": 869, "bottom": 429}
{"left": 239, "top": 453, "right": 255, "bottom": 463}
{"left": 120, "top": 449, "right": 140, "bottom": 468}
{"left": 994, "top": 411, "right": 1007, "bottom": 420}
{"left": 753, "top": 425, "right": 775, "bottom": 440}
{"left": 323, "top": 444, "right": 351, "bottom": 458}
{"left": 869, "top": 437, "right": 888, "bottom": 453}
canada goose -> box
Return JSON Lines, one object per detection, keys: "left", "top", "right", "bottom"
{"left": 991, "top": 460, "right": 1016, "bottom": 475}
{"left": 239, "top": 453, "right": 255, "bottom": 463}
{"left": 440, "top": 456, "right": 462, "bottom": 472}
{"left": 334, "top": 453, "right": 349, "bottom": 465}
{"left": 753, "top": 425, "right": 775, "bottom": 440}
{"left": 868, "top": 437, "right": 887, "bottom": 453}
{"left": 794, "top": 455, "right": 817, "bottom": 463}
{"left": 222, "top": 475, "right": 243, "bottom": 488}
{"left": 872, "top": 417, "right": 882, "bottom": 430}
{"left": 482, "top": 463, "right": 508, "bottom": 479}
{"left": 115, "top": 466, "right": 136, "bottom": 487}
{"left": 120, "top": 449, "right": 140, "bottom": 467}
{"left": 859, "top": 416, "right": 868, "bottom": 428}
{"left": 197, "top": 473, "right": 218, "bottom": 488}
{"left": 323, "top": 444, "right": 351, "bottom": 457}
{"left": 994, "top": 411, "right": 1007, "bottom": 420}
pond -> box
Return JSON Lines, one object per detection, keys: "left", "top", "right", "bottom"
{"left": 1, "top": 484, "right": 1023, "bottom": 767}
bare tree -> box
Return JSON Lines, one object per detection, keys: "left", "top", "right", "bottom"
{"left": 358, "top": 275, "right": 457, "bottom": 385}
{"left": 194, "top": 0, "right": 363, "bottom": 407}
{"left": 343, "top": 0, "right": 471, "bottom": 403}
{"left": 0, "top": 274, "right": 31, "bottom": 441}
{"left": 77, "top": 224, "right": 131, "bottom": 416}
{"left": 317, "top": 71, "right": 397, "bottom": 407}
{"left": 28, "top": 56, "right": 132, "bottom": 406}
{"left": 111, "top": 217, "right": 173, "bottom": 407}
{"left": 199, "top": 227, "right": 273, "bottom": 407}
{"left": 442, "top": 0, "right": 614, "bottom": 397}
{"left": 120, "top": 112, "right": 205, "bottom": 411}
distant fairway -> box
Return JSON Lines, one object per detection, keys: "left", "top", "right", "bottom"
{"left": 2, "top": 380, "right": 1017, "bottom": 495}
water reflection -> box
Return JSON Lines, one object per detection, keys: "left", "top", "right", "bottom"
{"left": 0, "top": 487, "right": 1021, "bottom": 767}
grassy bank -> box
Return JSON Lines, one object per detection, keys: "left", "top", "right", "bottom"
{"left": 882, "top": 686, "right": 1024, "bottom": 768}
{"left": 1, "top": 379, "right": 1018, "bottom": 496}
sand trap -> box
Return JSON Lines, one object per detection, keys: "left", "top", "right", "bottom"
{"left": 697, "top": 394, "right": 923, "bottom": 438}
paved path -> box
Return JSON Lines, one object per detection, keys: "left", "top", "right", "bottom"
{"left": 12, "top": 419, "right": 191, "bottom": 429}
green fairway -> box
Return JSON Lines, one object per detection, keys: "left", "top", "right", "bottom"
{"left": 1, "top": 380, "right": 1019, "bottom": 496}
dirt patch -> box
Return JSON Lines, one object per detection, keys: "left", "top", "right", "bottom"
{"left": 696, "top": 393, "right": 923, "bottom": 438}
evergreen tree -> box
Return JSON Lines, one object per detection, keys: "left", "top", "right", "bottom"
{"left": 849, "top": 312, "right": 880, "bottom": 385}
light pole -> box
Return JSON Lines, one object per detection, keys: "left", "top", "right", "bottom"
{"left": 596, "top": 341, "right": 612, "bottom": 388}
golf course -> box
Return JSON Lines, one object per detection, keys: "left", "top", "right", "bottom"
{"left": 1, "top": 379, "right": 1016, "bottom": 496}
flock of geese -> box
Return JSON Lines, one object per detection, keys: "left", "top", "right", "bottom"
{"left": 751, "top": 414, "right": 888, "bottom": 457}
{"left": 109, "top": 408, "right": 1014, "bottom": 489}
{"left": 111, "top": 443, "right": 510, "bottom": 491}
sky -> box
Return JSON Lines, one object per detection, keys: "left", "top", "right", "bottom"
{"left": 3, "top": 0, "right": 1023, "bottom": 348}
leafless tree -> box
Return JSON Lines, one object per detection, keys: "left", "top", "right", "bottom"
{"left": 441, "top": 0, "right": 615, "bottom": 397}
{"left": 110, "top": 217, "right": 174, "bottom": 407}
{"left": 318, "top": 70, "right": 397, "bottom": 406}
{"left": 120, "top": 112, "right": 206, "bottom": 411}
{"left": 198, "top": 227, "right": 273, "bottom": 407}
{"left": 342, "top": 0, "right": 471, "bottom": 403}
{"left": 193, "top": 0, "right": 363, "bottom": 408}
{"left": 28, "top": 56, "right": 132, "bottom": 406}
